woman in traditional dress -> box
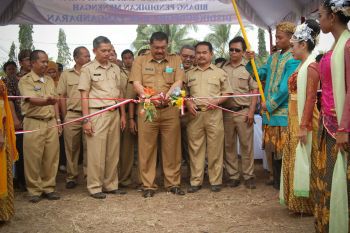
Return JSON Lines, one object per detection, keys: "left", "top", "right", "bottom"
{"left": 0, "top": 80, "right": 18, "bottom": 222}
{"left": 281, "top": 19, "right": 320, "bottom": 215}
{"left": 315, "top": 0, "right": 350, "bottom": 232}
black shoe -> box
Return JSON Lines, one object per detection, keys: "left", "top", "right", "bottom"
{"left": 228, "top": 179, "right": 241, "bottom": 188}
{"left": 104, "top": 189, "right": 127, "bottom": 195}
{"left": 142, "top": 189, "right": 155, "bottom": 198}
{"left": 90, "top": 192, "right": 106, "bottom": 199}
{"left": 169, "top": 187, "right": 185, "bottom": 196}
{"left": 210, "top": 185, "right": 222, "bottom": 192}
{"left": 273, "top": 183, "right": 280, "bottom": 190}
{"left": 244, "top": 178, "right": 256, "bottom": 189}
{"left": 265, "top": 179, "right": 274, "bottom": 186}
{"left": 29, "top": 195, "right": 42, "bottom": 203}
{"left": 187, "top": 186, "right": 201, "bottom": 193}
{"left": 66, "top": 181, "right": 77, "bottom": 189}
{"left": 43, "top": 192, "right": 60, "bottom": 200}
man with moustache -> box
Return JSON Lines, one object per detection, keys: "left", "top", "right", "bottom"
{"left": 19, "top": 50, "right": 62, "bottom": 203}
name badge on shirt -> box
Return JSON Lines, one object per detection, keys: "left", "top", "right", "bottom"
{"left": 165, "top": 66, "right": 174, "bottom": 73}
{"left": 93, "top": 73, "right": 101, "bottom": 76}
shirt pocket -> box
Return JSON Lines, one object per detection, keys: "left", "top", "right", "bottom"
{"left": 91, "top": 74, "right": 106, "bottom": 91}
{"left": 207, "top": 76, "right": 220, "bottom": 94}
{"left": 186, "top": 79, "right": 198, "bottom": 95}
{"left": 142, "top": 68, "right": 155, "bottom": 87}
{"left": 238, "top": 76, "right": 249, "bottom": 92}
{"left": 163, "top": 67, "right": 175, "bottom": 84}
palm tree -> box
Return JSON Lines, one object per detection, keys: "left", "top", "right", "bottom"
{"left": 204, "top": 24, "right": 254, "bottom": 59}
{"left": 132, "top": 25, "right": 198, "bottom": 54}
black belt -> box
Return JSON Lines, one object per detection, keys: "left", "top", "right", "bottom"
{"left": 89, "top": 106, "right": 116, "bottom": 111}
{"left": 155, "top": 105, "right": 169, "bottom": 109}
{"left": 227, "top": 106, "right": 249, "bottom": 112}
{"left": 26, "top": 116, "right": 53, "bottom": 122}
{"left": 68, "top": 109, "right": 82, "bottom": 113}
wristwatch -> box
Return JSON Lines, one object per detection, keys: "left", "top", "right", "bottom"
{"left": 82, "top": 118, "right": 90, "bottom": 124}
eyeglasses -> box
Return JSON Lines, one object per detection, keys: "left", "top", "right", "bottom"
{"left": 229, "top": 48, "right": 242, "bottom": 53}
{"left": 181, "top": 54, "right": 195, "bottom": 60}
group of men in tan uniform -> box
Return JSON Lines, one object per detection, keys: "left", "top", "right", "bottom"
{"left": 18, "top": 32, "right": 259, "bottom": 202}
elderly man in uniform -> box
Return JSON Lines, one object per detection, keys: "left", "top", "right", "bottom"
{"left": 19, "top": 50, "right": 62, "bottom": 203}
{"left": 130, "top": 31, "right": 185, "bottom": 198}
{"left": 78, "top": 36, "right": 126, "bottom": 199}
{"left": 185, "top": 41, "right": 232, "bottom": 193}
{"left": 179, "top": 45, "right": 196, "bottom": 176}
{"left": 221, "top": 36, "right": 258, "bottom": 189}
{"left": 57, "top": 46, "right": 90, "bottom": 189}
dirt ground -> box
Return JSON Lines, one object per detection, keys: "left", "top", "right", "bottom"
{"left": 0, "top": 162, "right": 314, "bottom": 233}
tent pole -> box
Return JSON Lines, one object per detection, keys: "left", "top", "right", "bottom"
{"left": 230, "top": 0, "right": 269, "bottom": 120}
{"left": 268, "top": 27, "right": 273, "bottom": 54}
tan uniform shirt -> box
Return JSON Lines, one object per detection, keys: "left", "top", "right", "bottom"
{"left": 120, "top": 66, "right": 137, "bottom": 99}
{"left": 222, "top": 61, "right": 258, "bottom": 108}
{"left": 19, "top": 71, "right": 57, "bottom": 119}
{"left": 78, "top": 59, "right": 121, "bottom": 108}
{"left": 57, "top": 68, "right": 82, "bottom": 111}
{"left": 129, "top": 53, "right": 185, "bottom": 94}
{"left": 185, "top": 64, "right": 232, "bottom": 106}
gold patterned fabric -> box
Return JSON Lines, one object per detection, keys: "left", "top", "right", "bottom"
{"left": 263, "top": 125, "right": 287, "bottom": 160}
{"left": 0, "top": 143, "right": 14, "bottom": 221}
{"left": 281, "top": 72, "right": 319, "bottom": 214}
{"left": 314, "top": 126, "right": 350, "bottom": 233}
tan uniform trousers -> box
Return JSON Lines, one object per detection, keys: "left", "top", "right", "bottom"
{"left": 138, "top": 106, "right": 181, "bottom": 190}
{"left": 23, "top": 117, "right": 59, "bottom": 196}
{"left": 64, "top": 111, "right": 87, "bottom": 182}
{"left": 119, "top": 119, "right": 136, "bottom": 186}
{"left": 86, "top": 109, "right": 120, "bottom": 194}
{"left": 187, "top": 109, "right": 224, "bottom": 186}
{"left": 223, "top": 109, "right": 254, "bottom": 181}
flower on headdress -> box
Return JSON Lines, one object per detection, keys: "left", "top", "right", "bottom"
{"left": 330, "top": 0, "right": 350, "bottom": 16}
{"left": 291, "top": 23, "right": 314, "bottom": 43}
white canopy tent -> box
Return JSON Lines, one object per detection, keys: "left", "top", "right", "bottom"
{"left": 0, "top": 0, "right": 323, "bottom": 28}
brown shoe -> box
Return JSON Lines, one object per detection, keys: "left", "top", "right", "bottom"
{"left": 104, "top": 189, "right": 127, "bottom": 195}
{"left": 142, "top": 189, "right": 155, "bottom": 198}
{"left": 169, "top": 187, "right": 185, "bottom": 196}
{"left": 187, "top": 186, "right": 201, "bottom": 193}
{"left": 90, "top": 192, "right": 106, "bottom": 199}
{"left": 43, "top": 192, "right": 60, "bottom": 200}
{"left": 228, "top": 179, "right": 241, "bottom": 188}
{"left": 210, "top": 185, "right": 222, "bottom": 192}
{"left": 245, "top": 178, "right": 256, "bottom": 189}
{"left": 29, "top": 195, "right": 42, "bottom": 203}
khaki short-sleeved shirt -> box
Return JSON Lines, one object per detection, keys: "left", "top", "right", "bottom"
{"left": 120, "top": 66, "right": 137, "bottom": 110}
{"left": 221, "top": 61, "right": 258, "bottom": 108}
{"left": 18, "top": 71, "right": 57, "bottom": 119}
{"left": 129, "top": 53, "right": 185, "bottom": 94}
{"left": 185, "top": 64, "right": 232, "bottom": 106}
{"left": 78, "top": 59, "right": 121, "bottom": 108}
{"left": 57, "top": 68, "right": 82, "bottom": 111}
{"left": 120, "top": 66, "right": 136, "bottom": 99}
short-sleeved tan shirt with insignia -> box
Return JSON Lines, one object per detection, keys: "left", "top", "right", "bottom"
{"left": 129, "top": 53, "right": 185, "bottom": 94}
{"left": 221, "top": 61, "right": 258, "bottom": 108}
{"left": 78, "top": 59, "right": 121, "bottom": 108}
{"left": 18, "top": 71, "right": 57, "bottom": 119}
{"left": 185, "top": 64, "right": 232, "bottom": 106}
{"left": 57, "top": 68, "right": 82, "bottom": 111}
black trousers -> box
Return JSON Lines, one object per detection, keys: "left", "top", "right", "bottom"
{"left": 15, "top": 134, "right": 25, "bottom": 186}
